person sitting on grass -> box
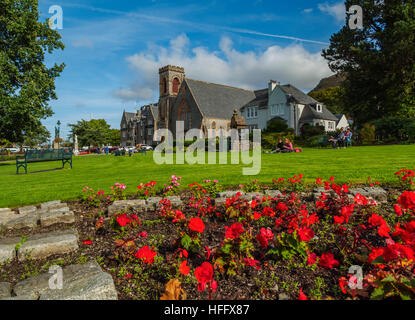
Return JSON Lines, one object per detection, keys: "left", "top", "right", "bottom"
{"left": 281, "top": 138, "right": 294, "bottom": 153}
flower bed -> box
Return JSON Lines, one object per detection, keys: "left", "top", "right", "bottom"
{"left": 1, "top": 170, "right": 414, "bottom": 300}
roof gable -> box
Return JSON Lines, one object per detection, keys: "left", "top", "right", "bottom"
{"left": 185, "top": 79, "right": 256, "bottom": 119}
{"left": 279, "top": 84, "right": 318, "bottom": 105}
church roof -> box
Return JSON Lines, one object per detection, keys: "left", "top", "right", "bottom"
{"left": 185, "top": 79, "right": 256, "bottom": 119}
{"left": 124, "top": 111, "right": 136, "bottom": 122}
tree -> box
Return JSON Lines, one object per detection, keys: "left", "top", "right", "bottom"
{"left": 108, "top": 129, "right": 121, "bottom": 146}
{"left": 308, "top": 86, "right": 346, "bottom": 115}
{"left": 322, "top": 1, "right": 415, "bottom": 128}
{"left": 263, "top": 119, "right": 289, "bottom": 133}
{"left": 0, "top": 0, "right": 65, "bottom": 143}
{"left": 69, "top": 119, "right": 112, "bottom": 148}
{"left": 23, "top": 125, "right": 50, "bottom": 147}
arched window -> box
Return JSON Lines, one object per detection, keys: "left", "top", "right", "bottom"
{"left": 172, "top": 78, "right": 180, "bottom": 93}
{"left": 178, "top": 100, "right": 191, "bottom": 131}
{"left": 161, "top": 78, "right": 167, "bottom": 94}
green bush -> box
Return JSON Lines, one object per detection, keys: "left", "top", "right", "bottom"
{"left": 360, "top": 123, "right": 376, "bottom": 144}
{"left": 263, "top": 119, "right": 288, "bottom": 133}
{"left": 372, "top": 117, "right": 415, "bottom": 141}
{"left": 300, "top": 124, "right": 325, "bottom": 138}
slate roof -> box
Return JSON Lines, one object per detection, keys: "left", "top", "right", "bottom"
{"left": 279, "top": 84, "right": 318, "bottom": 105}
{"left": 299, "top": 104, "right": 338, "bottom": 122}
{"left": 124, "top": 112, "right": 136, "bottom": 122}
{"left": 185, "top": 79, "right": 256, "bottom": 119}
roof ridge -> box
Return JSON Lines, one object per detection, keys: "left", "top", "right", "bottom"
{"left": 186, "top": 78, "right": 254, "bottom": 93}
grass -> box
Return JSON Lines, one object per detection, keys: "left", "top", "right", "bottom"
{"left": 0, "top": 144, "right": 414, "bottom": 208}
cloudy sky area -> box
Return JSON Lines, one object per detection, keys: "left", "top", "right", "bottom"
{"left": 38, "top": 0, "right": 347, "bottom": 139}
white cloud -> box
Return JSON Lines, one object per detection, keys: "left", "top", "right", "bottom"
{"left": 115, "top": 34, "right": 333, "bottom": 102}
{"left": 303, "top": 8, "right": 313, "bottom": 13}
{"left": 318, "top": 2, "right": 346, "bottom": 22}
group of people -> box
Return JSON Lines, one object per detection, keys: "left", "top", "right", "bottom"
{"left": 265, "top": 138, "right": 303, "bottom": 154}
{"left": 328, "top": 128, "right": 353, "bottom": 149}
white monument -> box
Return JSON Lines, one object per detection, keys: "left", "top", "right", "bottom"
{"left": 74, "top": 135, "right": 79, "bottom": 155}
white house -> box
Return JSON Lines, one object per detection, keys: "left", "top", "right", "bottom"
{"left": 335, "top": 114, "right": 350, "bottom": 130}
{"left": 241, "top": 81, "right": 338, "bottom": 134}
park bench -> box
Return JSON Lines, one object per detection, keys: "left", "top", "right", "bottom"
{"left": 16, "top": 149, "right": 73, "bottom": 174}
{"left": 317, "top": 136, "right": 331, "bottom": 148}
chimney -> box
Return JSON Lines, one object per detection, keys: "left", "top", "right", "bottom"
{"left": 269, "top": 80, "right": 277, "bottom": 96}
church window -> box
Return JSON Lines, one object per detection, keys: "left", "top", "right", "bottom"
{"left": 172, "top": 78, "right": 180, "bottom": 93}
{"left": 178, "top": 100, "right": 192, "bottom": 131}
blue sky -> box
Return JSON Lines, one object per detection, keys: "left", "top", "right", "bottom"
{"left": 37, "top": 0, "right": 347, "bottom": 140}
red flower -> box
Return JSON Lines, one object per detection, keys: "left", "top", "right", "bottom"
{"left": 298, "top": 288, "right": 308, "bottom": 300}
{"left": 138, "top": 232, "right": 148, "bottom": 238}
{"left": 398, "top": 191, "right": 415, "bottom": 211}
{"left": 354, "top": 193, "right": 369, "bottom": 205}
{"left": 307, "top": 252, "right": 318, "bottom": 266}
{"left": 276, "top": 202, "right": 288, "bottom": 211}
{"left": 188, "top": 217, "right": 205, "bottom": 233}
{"left": 116, "top": 214, "right": 131, "bottom": 227}
{"left": 340, "top": 204, "right": 354, "bottom": 223}
{"left": 251, "top": 200, "right": 258, "bottom": 209}
{"left": 256, "top": 228, "right": 274, "bottom": 248}
{"left": 173, "top": 210, "right": 185, "bottom": 223}
{"left": 243, "top": 257, "right": 260, "bottom": 270}
{"left": 297, "top": 227, "right": 314, "bottom": 242}
{"left": 135, "top": 245, "right": 157, "bottom": 264}
{"left": 205, "top": 246, "right": 211, "bottom": 260}
{"left": 253, "top": 211, "right": 262, "bottom": 220}
{"left": 225, "top": 223, "right": 244, "bottom": 240}
{"left": 123, "top": 274, "right": 132, "bottom": 279}
{"left": 394, "top": 204, "right": 403, "bottom": 216}
{"left": 318, "top": 253, "right": 340, "bottom": 269}
{"left": 339, "top": 277, "right": 348, "bottom": 294}
{"left": 179, "top": 260, "right": 190, "bottom": 275}
{"left": 195, "top": 262, "right": 214, "bottom": 292}
{"left": 82, "top": 239, "right": 92, "bottom": 245}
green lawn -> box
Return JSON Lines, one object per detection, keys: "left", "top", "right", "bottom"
{"left": 1, "top": 145, "right": 414, "bottom": 208}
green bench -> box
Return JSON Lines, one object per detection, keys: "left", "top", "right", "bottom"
{"left": 16, "top": 149, "right": 73, "bottom": 174}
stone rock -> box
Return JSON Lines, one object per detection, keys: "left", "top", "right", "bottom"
{"left": 1, "top": 293, "right": 39, "bottom": 300}
{"left": 215, "top": 198, "right": 227, "bottom": 207}
{"left": 144, "top": 197, "right": 162, "bottom": 210}
{"left": 40, "top": 272, "right": 118, "bottom": 300}
{"left": 0, "top": 210, "right": 16, "bottom": 226}
{"left": 0, "top": 237, "right": 21, "bottom": 263}
{"left": 217, "top": 191, "right": 244, "bottom": 199}
{"left": 278, "top": 293, "right": 290, "bottom": 300}
{"left": 18, "top": 206, "right": 37, "bottom": 215}
{"left": 40, "top": 200, "right": 63, "bottom": 210}
{"left": 39, "top": 207, "right": 75, "bottom": 227}
{"left": 164, "top": 196, "right": 182, "bottom": 207}
{"left": 0, "top": 282, "right": 11, "bottom": 299}
{"left": 265, "top": 190, "right": 283, "bottom": 198}
{"left": 350, "top": 188, "right": 370, "bottom": 197}
{"left": 2, "top": 213, "right": 38, "bottom": 230}
{"left": 18, "top": 229, "right": 79, "bottom": 261}
{"left": 363, "top": 187, "right": 388, "bottom": 203}
{"left": 107, "top": 199, "right": 146, "bottom": 216}
{"left": 241, "top": 192, "right": 264, "bottom": 201}
{"left": 13, "top": 260, "right": 103, "bottom": 297}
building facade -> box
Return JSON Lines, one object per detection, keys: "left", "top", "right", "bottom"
{"left": 121, "top": 65, "right": 337, "bottom": 144}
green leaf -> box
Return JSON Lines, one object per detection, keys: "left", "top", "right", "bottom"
{"left": 181, "top": 234, "right": 192, "bottom": 250}
{"left": 370, "top": 286, "right": 385, "bottom": 300}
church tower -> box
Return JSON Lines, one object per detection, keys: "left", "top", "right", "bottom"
{"left": 158, "top": 65, "right": 185, "bottom": 129}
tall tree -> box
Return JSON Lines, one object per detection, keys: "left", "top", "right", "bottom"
{"left": 0, "top": 0, "right": 65, "bottom": 143}
{"left": 69, "top": 119, "right": 112, "bottom": 148}
{"left": 322, "top": 1, "right": 415, "bottom": 127}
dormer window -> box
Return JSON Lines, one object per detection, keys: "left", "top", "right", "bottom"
{"left": 316, "top": 104, "right": 323, "bottom": 112}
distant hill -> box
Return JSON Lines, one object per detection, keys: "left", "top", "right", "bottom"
{"left": 309, "top": 73, "right": 346, "bottom": 94}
